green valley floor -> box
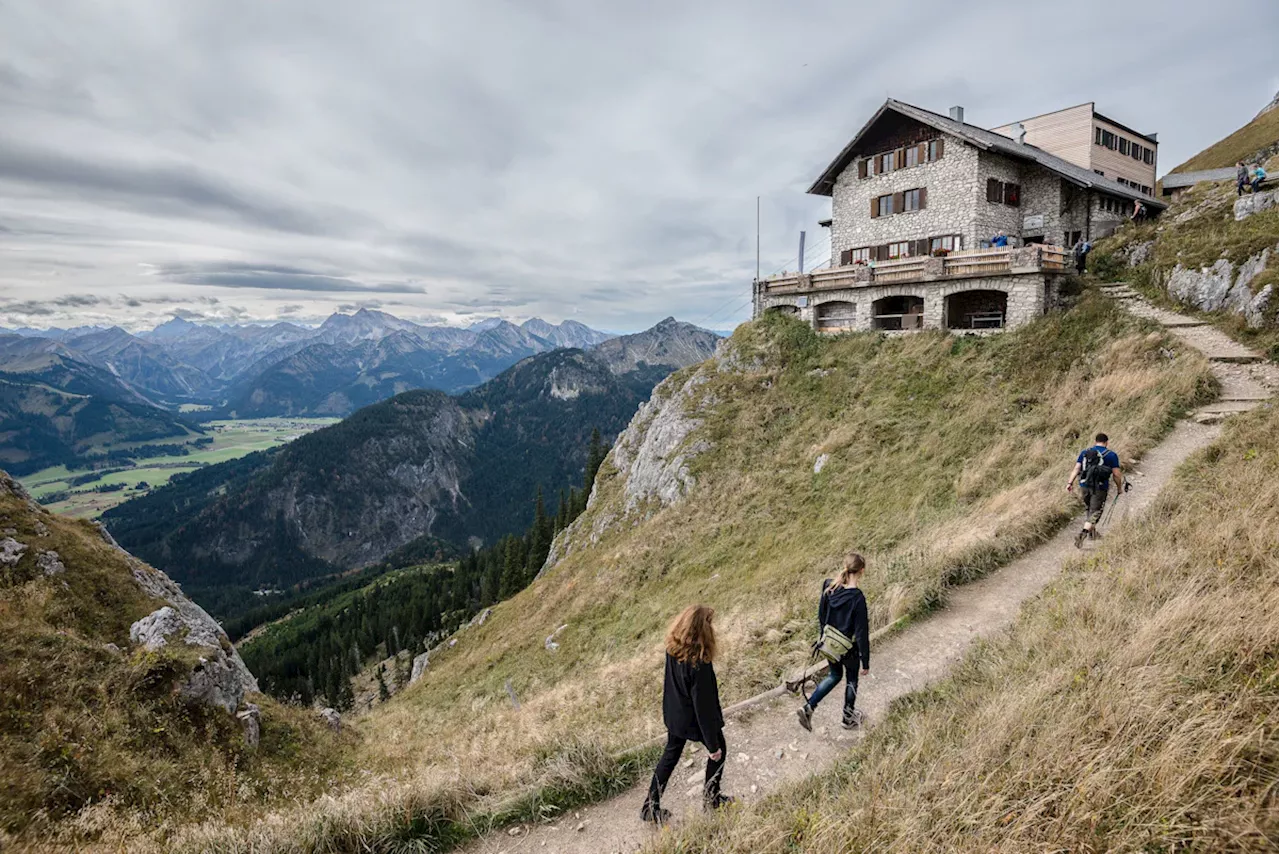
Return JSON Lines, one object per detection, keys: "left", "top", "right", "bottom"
{"left": 458, "top": 287, "right": 1277, "bottom": 854}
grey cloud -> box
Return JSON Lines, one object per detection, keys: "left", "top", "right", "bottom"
{"left": 0, "top": 140, "right": 359, "bottom": 237}
{"left": 157, "top": 262, "right": 425, "bottom": 294}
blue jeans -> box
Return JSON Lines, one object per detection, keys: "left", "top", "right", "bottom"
{"left": 807, "top": 657, "right": 859, "bottom": 713}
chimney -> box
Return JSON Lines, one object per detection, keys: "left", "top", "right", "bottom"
{"left": 1012, "top": 121, "right": 1027, "bottom": 144}
{"left": 949, "top": 105, "right": 964, "bottom": 124}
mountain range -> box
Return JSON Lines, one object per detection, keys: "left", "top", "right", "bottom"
{"left": 1, "top": 309, "right": 616, "bottom": 414}
{"left": 101, "top": 318, "right": 720, "bottom": 613}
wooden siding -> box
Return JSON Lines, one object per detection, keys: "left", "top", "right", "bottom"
{"left": 993, "top": 103, "right": 1093, "bottom": 170}
{"left": 1091, "top": 116, "right": 1158, "bottom": 189}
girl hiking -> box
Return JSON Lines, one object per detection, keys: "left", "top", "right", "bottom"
{"left": 641, "top": 604, "right": 735, "bottom": 825}
{"left": 796, "top": 552, "right": 871, "bottom": 732}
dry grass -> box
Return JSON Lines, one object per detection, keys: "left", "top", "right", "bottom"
{"left": 22, "top": 296, "right": 1215, "bottom": 851}
{"left": 648, "top": 406, "right": 1278, "bottom": 852}
{"left": 106, "top": 295, "right": 1216, "bottom": 853}
{"left": 0, "top": 483, "right": 352, "bottom": 849}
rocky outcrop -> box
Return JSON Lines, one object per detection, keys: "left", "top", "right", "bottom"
{"left": 611, "top": 370, "right": 714, "bottom": 514}
{"left": 1165, "top": 250, "right": 1273, "bottom": 328}
{"left": 0, "top": 537, "right": 26, "bottom": 566}
{"left": 590, "top": 317, "right": 719, "bottom": 375}
{"left": 36, "top": 550, "right": 65, "bottom": 576}
{"left": 319, "top": 707, "right": 341, "bottom": 732}
{"left": 410, "top": 652, "right": 430, "bottom": 685}
{"left": 1234, "top": 190, "right": 1276, "bottom": 221}
{"left": 106, "top": 521, "right": 259, "bottom": 713}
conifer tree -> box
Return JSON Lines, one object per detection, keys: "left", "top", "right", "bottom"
{"left": 377, "top": 664, "right": 390, "bottom": 702}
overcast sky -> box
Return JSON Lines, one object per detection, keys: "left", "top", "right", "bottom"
{"left": 1, "top": 0, "right": 1276, "bottom": 334}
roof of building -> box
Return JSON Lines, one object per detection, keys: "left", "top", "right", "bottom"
{"left": 1159, "top": 167, "right": 1238, "bottom": 191}
{"left": 808, "top": 98, "right": 1166, "bottom": 209}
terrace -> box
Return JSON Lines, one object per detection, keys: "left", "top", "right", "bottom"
{"left": 758, "top": 245, "right": 1069, "bottom": 296}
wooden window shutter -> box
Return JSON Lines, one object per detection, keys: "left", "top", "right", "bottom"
{"left": 858, "top": 159, "right": 868, "bottom": 179}
{"left": 986, "top": 178, "right": 1000, "bottom": 203}
{"left": 870, "top": 197, "right": 880, "bottom": 218}
{"left": 892, "top": 191, "right": 904, "bottom": 214}
{"left": 876, "top": 245, "right": 889, "bottom": 261}
{"left": 934, "top": 137, "right": 944, "bottom": 159}
{"left": 840, "top": 248, "right": 854, "bottom": 265}
{"left": 915, "top": 238, "right": 929, "bottom": 257}
{"left": 895, "top": 148, "right": 905, "bottom": 169}
{"left": 917, "top": 142, "right": 927, "bottom": 164}
{"left": 874, "top": 155, "right": 883, "bottom": 175}
{"left": 918, "top": 187, "right": 927, "bottom": 210}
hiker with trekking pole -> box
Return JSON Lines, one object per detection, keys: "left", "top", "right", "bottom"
{"left": 640, "top": 604, "right": 736, "bottom": 825}
{"left": 1066, "top": 432, "right": 1129, "bottom": 547}
{"left": 796, "top": 552, "right": 871, "bottom": 733}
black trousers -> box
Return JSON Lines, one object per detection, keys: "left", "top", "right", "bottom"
{"left": 1081, "top": 485, "right": 1108, "bottom": 524}
{"left": 645, "top": 731, "right": 725, "bottom": 807}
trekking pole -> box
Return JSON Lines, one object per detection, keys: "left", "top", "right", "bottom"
{"left": 1102, "top": 491, "right": 1121, "bottom": 527}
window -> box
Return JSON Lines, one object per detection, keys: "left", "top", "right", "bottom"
{"left": 1118, "top": 138, "right": 1130, "bottom": 156}
{"left": 928, "top": 138, "right": 944, "bottom": 161}
{"left": 930, "top": 234, "right": 962, "bottom": 252}
{"left": 1094, "top": 169, "right": 1105, "bottom": 176}
{"left": 1141, "top": 184, "right": 1152, "bottom": 196}
{"left": 986, "top": 177, "right": 1002, "bottom": 203}
{"left": 1003, "top": 182, "right": 1020, "bottom": 207}
{"left": 903, "top": 188, "right": 922, "bottom": 211}
{"left": 1131, "top": 144, "right": 1142, "bottom": 161}
{"left": 904, "top": 145, "right": 919, "bottom": 167}
{"left": 880, "top": 152, "right": 895, "bottom": 173}
{"left": 858, "top": 158, "right": 871, "bottom": 179}
{"left": 873, "top": 194, "right": 894, "bottom": 217}
{"left": 1094, "top": 127, "right": 1103, "bottom": 145}
{"left": 1143, "top": 148, "right": 1154, "bottom": 165}
{"left": 850, "top": 247, "right": 871, "bottom": 263}
{"left": 887, "top": 241, "right": 912, "bottom": 258}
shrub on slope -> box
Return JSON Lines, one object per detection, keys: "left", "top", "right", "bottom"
{"left": 653, "top": 406, "right": 1278, "bottom": 852}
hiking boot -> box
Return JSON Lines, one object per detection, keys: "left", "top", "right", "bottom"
{"left": 704, "top": 793, "right": 737, "bottom": 812}
{"left": 842, "top": 709, "right": 864, "bottom": 730}
{"left": 795, "top": 704, "right": 813, "bottom": 732}
{"left": 640, "top": 801, "right": 670, "bottom": 825}
{"left": 1074, "top": 528, "right": 1088, "bottom": 549}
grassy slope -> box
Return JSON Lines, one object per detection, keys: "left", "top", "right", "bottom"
{"left": 155, "top": 295, "right": 1213, "bottom": 851}
{"left": 653, "top": 406, "right": 1278, "bottom": 853}
{"left": 1092, "top": 145, "right": 1279, "bottom": 356}
{"left": 1168, "top": 105, "right": 1278, "bottom": 174}
{"left": 0, "top": 479, "right": 351, "bottom": 847}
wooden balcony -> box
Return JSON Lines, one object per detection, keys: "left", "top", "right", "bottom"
{"left": 759, "top": 245, "right": 1069, "bottom": 295}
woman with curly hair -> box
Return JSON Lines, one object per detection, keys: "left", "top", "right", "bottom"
{"left": 640, "top": 604, "right": 735, "bottom": 824}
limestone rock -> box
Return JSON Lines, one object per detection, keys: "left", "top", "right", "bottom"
{"left": 813, "top": 453, "right": 830, "bottom": 474}
{"left": 611, "top": 370, "right": 713, "bottom": 514}
{"left": 1233, "top": 190, "right": 1276, "bottom": 221}
{"left": 1247, "top": 285, "right": 1275, "bottom": 329}
{"left": 410, "top": 651, "right": 430, "bottom": 685}
{"left": 1119, "top": 239, "right": 1153, "bottom": 267}
{"left": 237, "top": 703, "right": 261, "bottom": 749}
{"left": 1165, "top": 250, "right": 1272, "bottom": 325}
{"left": 319, "top": 707, "right": 341, "bottom": 732}
{"left": 468, "top": 608, "right": 492, "bottom": 628}
{"left": 36, "top": 550, "right": 65, "bottom": 576}
{"left": 0, "top": 537, "right": 26, "bottom": 567}
{"left": 545, "top": 624, "right": 568, "bottom": 652}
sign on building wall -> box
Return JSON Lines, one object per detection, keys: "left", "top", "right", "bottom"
{"left": 1023, "top": 214, "right": 1046, "bottom": 230}
{"left": 797, "top": 296, "right": 808, "bottom": 307}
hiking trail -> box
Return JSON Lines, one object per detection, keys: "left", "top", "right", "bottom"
{"left": 461, "top": 288, "right": 1276, "bottom": 854}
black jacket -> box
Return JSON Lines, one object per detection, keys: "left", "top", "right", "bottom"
{"left": 818, "top": 580, "right": 870, "bottom": 670}
{"left": 661, "top": 653, "right": 724, "bottom": 751}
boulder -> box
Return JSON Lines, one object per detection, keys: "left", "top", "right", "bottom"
{"left": 0, "top": 537, "right": 26, "bottom": 567}
{"left": 1167, "top": 259, "right": 1235, "bottom": 311}
{"left": 236, "top": 703, "right": 261, "bottom": 749}
{"left": 36, "top": 550, "right": 65, "bottom": 576}
{"left": 1233, "top": 190, "right": 1276, "bottom": 221}
{"left": 410, "top": 652, "right": 430, "bottom": 685}
{"left": 468, "top": 608, "right": 492, "bottom": 628}
{"left": 813, "top": 454, "right": 830, "bottom": 474}
{"left": 1247, "top": 285, "right": 1275, "bottom": 329}
{"left": 319, "top": 707, "right": 341, "bottom": 732}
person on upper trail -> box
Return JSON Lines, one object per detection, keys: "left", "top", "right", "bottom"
{"left": 1073, "top": 237, "right": 1092, "bottom": 275}
{"left": 796, "top": 552, "right": 871, "bottom": 733}
{"left": 1237, "top": 161, "right": 1249, "bottom": 196}
{"left": 1251, "top": 164, "right": 1267, "bottom": 193}
{"left": 1067, "top": 432, "right": 1126, "bottom": 548}
{"left": 990, "top": 231, "right": 1009, "bottom": 247}
{"left": 641, "top": 604, "right": 735, "bottom": 825}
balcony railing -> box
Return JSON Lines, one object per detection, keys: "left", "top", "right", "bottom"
{"left": 759, "top": 245, "right": 1069, "bottom": 294}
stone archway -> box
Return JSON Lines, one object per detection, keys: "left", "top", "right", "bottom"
{"left": 815, "top": 300, "right": 856, "bottom": 333}
{"left": 870, "top": 295, "right": 925, "bottom": 330}
{"left": 944, "top": 290, "right": 1008, "bottom": 329}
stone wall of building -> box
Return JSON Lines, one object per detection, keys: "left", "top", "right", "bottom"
{"left": 1018, "top": 168, "right": 1064, "bottom": 243}
{"left": 829, "top": 137, "right": 981, "bottom": 265}
{"left": 757, "top": 272, "right": 1053, "bottom": 332}
{"left": 1089, "top": 194, "right": 1131, "bottom": 239}
{"left": 972, "top": 151, "right": 1024, "bottom": 246}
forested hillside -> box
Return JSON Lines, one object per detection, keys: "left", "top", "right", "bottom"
{"left": 104, "top": 327, "right": 715, "bottom": 617}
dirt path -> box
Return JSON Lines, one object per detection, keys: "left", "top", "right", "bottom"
{"left": 462, "top": 291, "right": 1274, "bottom": 854}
